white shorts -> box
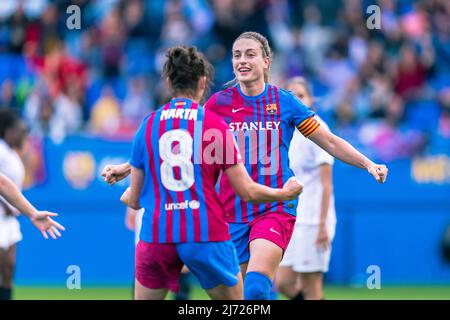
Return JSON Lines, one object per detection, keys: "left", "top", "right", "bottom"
{"left": 0, "top": 216, "right": 22, "bottom": 250}
{"left": 280, "top": 223, "right": 336, "bottom": 273}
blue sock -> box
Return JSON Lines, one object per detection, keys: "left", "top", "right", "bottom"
{"left": 244, "top": 272, "right": 272, "bottom": 300}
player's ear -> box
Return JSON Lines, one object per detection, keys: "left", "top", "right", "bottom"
{"left": 263, "top": 56, "right": 270, "bottom": 71}
{"left": 165, "top": 77, "right": 172, "bottom": 90}
{"left": 199, "top": 76, "right": 206, "bottom": 91}
{"left": 197, "top": 76, "right": 206, "bottom": 101}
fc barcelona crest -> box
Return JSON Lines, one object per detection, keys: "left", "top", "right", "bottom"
{"left": 266, "top": 103, "right": 277, "bottom": 114}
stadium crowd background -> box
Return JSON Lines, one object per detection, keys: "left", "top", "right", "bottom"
{"left": 0, "top": 0, "right": 449, "bottom": 163}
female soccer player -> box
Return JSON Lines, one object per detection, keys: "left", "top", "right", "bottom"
{"left": 114, "top": 45, "right": 303, "bottom": 300}
{"left": 103, "top": 32, "right": 388, "bottom": 300}
{"left": 0, "top": 110, "right": 64, "bottom": 300}
{"left": 203, "top": 31, "right": 388, "bottom": 300}
{"left": 276, "top": 77, "right": 336, "bottom": 300}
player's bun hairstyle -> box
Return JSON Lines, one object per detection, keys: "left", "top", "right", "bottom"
{"left": 225, "top": 31, "right": 273, "bottom": 88}
{"left": 0, "top": 108, "right": 20, "bottom": 139}
{"left": 163, "top": 46, "right": 213, "bottom": 100}
{"left": 286, "top": 76, "right": 313, "bottom": 97}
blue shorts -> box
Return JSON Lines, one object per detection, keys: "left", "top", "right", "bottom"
{"left": 136, "top": 240, "right": 240, "bottom": 292}
{"left": 177, "top": 240, "right": 240, "bottom": 290}
{"left": 229, "top": 223, "right": 251, "bottom": 264}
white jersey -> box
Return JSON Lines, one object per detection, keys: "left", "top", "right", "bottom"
{"left": 0, "top": 138, "right": 25, "bottom": 248}
{"left": 0, "top": 139, "right": 25, "bottom": 209}
{"left": 288, "top": 116, "right": 336, "bottom": 226}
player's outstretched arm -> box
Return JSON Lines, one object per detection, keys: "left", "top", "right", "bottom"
{"left": 224, "top": 164, "right": 303, "bottom": 203}
{"left": 0, "top": 173, "right": 65, "bottom": 239}
{"left": 102, "top": 162, "right": 131, "bottom": 185}
{"left": 308, "top": 127, "right": 388, "bottom": 183}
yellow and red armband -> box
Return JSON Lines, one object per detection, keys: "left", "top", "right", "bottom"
{"left": 297, "top": 116, "right": 321, "bottom": 138}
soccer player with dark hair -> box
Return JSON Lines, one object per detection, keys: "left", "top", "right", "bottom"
{"left": 0, "top": 110, "right": 64, "bottom": 300}
{"left": 110, "top": 45, "right": 303, "bottom": 300}
{"left": 103, "top": 32, "right": 388, "bottom": 300}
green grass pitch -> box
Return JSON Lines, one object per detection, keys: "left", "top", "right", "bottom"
{"left": 12, "top": 285, "right": 450, "bottom": 300}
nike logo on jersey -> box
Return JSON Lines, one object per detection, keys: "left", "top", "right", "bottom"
{"left": 270, "top": 227, "right": 281, "bottom": 236}
{"left": 232, "top": 107, "right": 245, "bottom": 113}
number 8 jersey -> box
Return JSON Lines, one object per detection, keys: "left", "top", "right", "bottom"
{"left": 130, "top": 98, "right": 242, "bottom": 244}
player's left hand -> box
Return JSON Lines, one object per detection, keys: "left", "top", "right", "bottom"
{"left": 367, "top": 164, "right": 388, "bottom": 183}
{"left": 30, "top": 211, "right": 65, "bottom": 240}
{"left": 316, "top": 225, "right": 330, "bottom": 250}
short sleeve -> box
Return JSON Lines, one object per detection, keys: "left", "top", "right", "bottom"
{"left": 129, "top": 119, "right": 147, "bottom": 169}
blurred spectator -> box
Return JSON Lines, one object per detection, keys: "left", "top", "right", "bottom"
{"left": 393, "top": 43, "right": 428, "bottom": 100}
{"left": 0, "top": 0, "right": 447, "bottom": 161}
{"left": 0, "top": 79, "right": 17, "bottom": 109}
{"left": 121, "top": 76, "right": 153, "bottom": 128}
{"left": 7, "top": 2, "right": 29, "bottom": 54}
{"left": 89, "top": 85, "right": 121, "bottom": 136}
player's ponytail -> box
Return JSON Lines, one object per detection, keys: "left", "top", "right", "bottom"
{"left": 224, "top": 31, "right": 273, "bottom": 88}
{"left": 163, "top": 46, "right": 214, "bottom": 100}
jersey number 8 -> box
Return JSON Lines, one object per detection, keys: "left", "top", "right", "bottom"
{"left": 159, "top": 129, "right": 194, "bottom": 192}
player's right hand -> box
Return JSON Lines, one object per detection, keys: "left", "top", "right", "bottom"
{"left": 282, "top": 177, "right": 303, "bottom": 200}
{"left": 367, "top": 164, "right": 388, "bottom": 183}
{"left": 102, "top": 163, "right": 130, "bottom": 186}
{"left": 30, "top": 211, "right": 65, "bottom": 240}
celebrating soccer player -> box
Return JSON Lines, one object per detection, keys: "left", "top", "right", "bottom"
{"left": 203, "top": 32, "right": 388, "bottom": 300}
{"left": 103, "top": 32, "right": 388, "bottom": 301}
{"left": 108, "top": 46, "right": 303, "bottom": 300}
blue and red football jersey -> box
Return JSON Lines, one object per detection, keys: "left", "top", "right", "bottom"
{"left": 204, "top": 84, "right": 320, "bottom": 223}
{"left": 130, "top": 98, "right": 241, "bottom": 243}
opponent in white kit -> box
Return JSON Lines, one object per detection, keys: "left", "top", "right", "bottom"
{"left": 277, "top": 77, "right": 336, "bottom": 300}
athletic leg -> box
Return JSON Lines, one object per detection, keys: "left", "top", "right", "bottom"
{"left": 134, "top": 279, "right": 168, "bottom": 300}
{"left": 299, "top": 272, "right": 324, "bottom": 300}
{"left": 0, "top": 244, "right": 16, "bottom": 300}
{"left": 244, "top": 212, "right": 296, "bottom": 300}
{"left": 206, "top": 272, "right": 243, "bottom": 300}
{"left": 276, "top": 266, "right": 301, "bottom": 298}
{"left": 244, "top": 238, "right": 282, "bottom": 300}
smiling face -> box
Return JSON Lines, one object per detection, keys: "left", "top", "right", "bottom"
{"left": 232, "top": 38, "right": 270, "bottom": 86}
